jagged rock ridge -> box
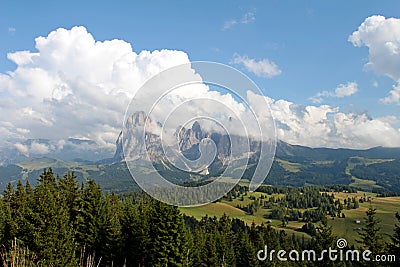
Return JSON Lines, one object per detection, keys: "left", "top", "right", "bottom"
{"left": 113, "top": 111, "right": 265, "bottom": 168}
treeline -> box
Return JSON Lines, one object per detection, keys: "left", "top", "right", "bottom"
{"left": 351, "top": 159, "right": 400, "bottom": 192}
{"left": 244, "top": 160, "right": 352, "bottom": 187}
{"left": 0, "top": 169, "right": 309, "bottom": 266}
{"left": 225, "top": 185, "right": 359, "bottom": 222}
{"left": 1, "top": 169, "right": 400, "bottom": 266}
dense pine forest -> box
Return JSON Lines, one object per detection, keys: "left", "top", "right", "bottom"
{"left": 0, "top": 169, "right": 399, "bottom": 266}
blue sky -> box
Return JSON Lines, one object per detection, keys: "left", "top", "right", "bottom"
{"left": 0, "top": 0, "right": 400, "bottom": 155}
{"left": 1, "top": 1, "right": 399, "bottom": 112}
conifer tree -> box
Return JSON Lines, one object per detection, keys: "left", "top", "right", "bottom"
{"left": 389, "top": 212, "right": 400, "bottom": 264}
{"left": 315, "top": 216, "right": 335, "bottom": 248}
{"left": 31, "top": 168, "right": 77, "bottom": 266}
{"left": 136, "top": 197, "right": 153, "bottom": 266}
{"left": 202, "top": 230, "right": 219, "bottom": 266}
{"left": 76, "top": 179, "right": 103, "bottom": 261}
{"left": 3, "top": 182, "right": 14, "bottom": 203}
{"left": 58, "top": 171, "right": 81, "bottom": 224}
{"left": 147, "top": 199, "right": 188, "bottom": 266}
{"left": 216, "top": 214, "right": 235, "bottom": 266}
{"left": 120, "top": 198, "right": 141, "bottom": 266}
{"left": 2, "top": 182, "right": 16, "bottom": 245}
{"left": 357, "top": 206, "right": 384, "bottom": 266}
{"left": 314, "top": 216, "right": 336, "bottom": 267}
{"left": 13, "top": 180, "right": 34, "bottom": 246}
{"left": 235, "top": 231, "right": 259, "bottom": 267}
{"left": 0, "top": 199, "right": 5, "bottom": 243}
{"left": 189, "top": 223, "right": 207, "bottom": 267}
{"left": 198, "top": 215, "right": 220, "bottom": 266}
{"left": 97, "top": 193, "right": 122, "bottom": 266}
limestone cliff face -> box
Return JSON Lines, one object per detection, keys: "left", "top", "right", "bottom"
{"left": 114, "top": 111, "right": 162, "bottom": 162}
{"left": 113, "top": 111, "right": 264, "bottom": 166}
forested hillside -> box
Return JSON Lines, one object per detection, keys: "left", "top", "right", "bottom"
{"left": 1, "top": 169, "right": 400, "bottom": 266}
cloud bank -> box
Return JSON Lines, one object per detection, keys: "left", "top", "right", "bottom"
{"left": 264, "top": 96, "right": 400, "bottom": 149}
{"left": 0, "top": 26, "right": 399, "bottom": 161}
{"left": 0, "top": 26, "right": 191, "bottom": 157}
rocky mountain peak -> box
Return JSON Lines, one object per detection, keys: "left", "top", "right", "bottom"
{"left": 191, "top": 121, "right": 202, "bottom": 139}
{"left": 113, "top": 112, "right": 263, "bottom": 167}
{"left": 126, "top": 111, "right": 151, "bottom": 128}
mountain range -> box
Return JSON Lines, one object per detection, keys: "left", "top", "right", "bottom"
{"left": 0, "top": 111, "right": 400, "bottom": 194}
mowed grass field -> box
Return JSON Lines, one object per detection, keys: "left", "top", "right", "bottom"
{"left": 180, "top": 190, "right": 400, "bottom": 246}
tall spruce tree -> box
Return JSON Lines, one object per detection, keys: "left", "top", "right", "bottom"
{"left": 58, "top": 171, "right": 81, "bottom": 225}
{"left": 189, "top": 222, "right": 208, "bottom": 267}
{"left": 97, "top": 193, "right": 123, "bottom": 266}
{"left": 389, "top": 212, "right": 400, "bottom": 265}
{"left": 216, "top": 214, "right": 236, "bottom": 266}
{"left": 236, "top": 231, "right": 259, "bottom": 267}
{"left": 76, "top": 179, "right": 104, "bottom": 262}
{"left": 357, "top": 206, "right": 384, "bottom": 266}
{"left": 147, "top": 199, "right": 188, "bottom": 267}
{"left": 120, "top": 198, "right": 141, "bottom": 266}
{"left": 13, "top": 180, "right": 34, "bottom": 246}
{"left": 0, "top": 199, "right": 5, "bottom": 244}
{"left": 31, "top": 168, "right": 77, "bottom": 266}
{"left": 314, "top": 216, "right": 336, "bottom": 267}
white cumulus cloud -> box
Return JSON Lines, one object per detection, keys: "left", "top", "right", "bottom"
{"left": 0, "top": 26, "right": 191, "bottom": 156}
{"left": 380, "top": 82, "right": 400, "bottom": 104}
{"left": 29, "top": 142, "right": 50, "bottom": 155}
{"left": 14, "top": 143, "right": 29, "bottom": 156}
{"left": 349, "top": 15, "right": 400, "bottom": 104}
{"left": 232, "top": 54, "right": 282, "bottom": 78}
{"left": 310, "top": 82, "right": 358, "bottom": 103}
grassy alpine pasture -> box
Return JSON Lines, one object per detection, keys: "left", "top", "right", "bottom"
{"left": 329, "top": 191, "right": 400, "bottom": 246}
{"left": 181, "top": 201, "right": 313, "bottom": 241}
{"left": 180, "top": 189, "right": 400, "bottom": 246}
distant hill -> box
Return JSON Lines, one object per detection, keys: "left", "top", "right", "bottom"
{"left": 276, "top": 140, "right": 400, "bottom": 162}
